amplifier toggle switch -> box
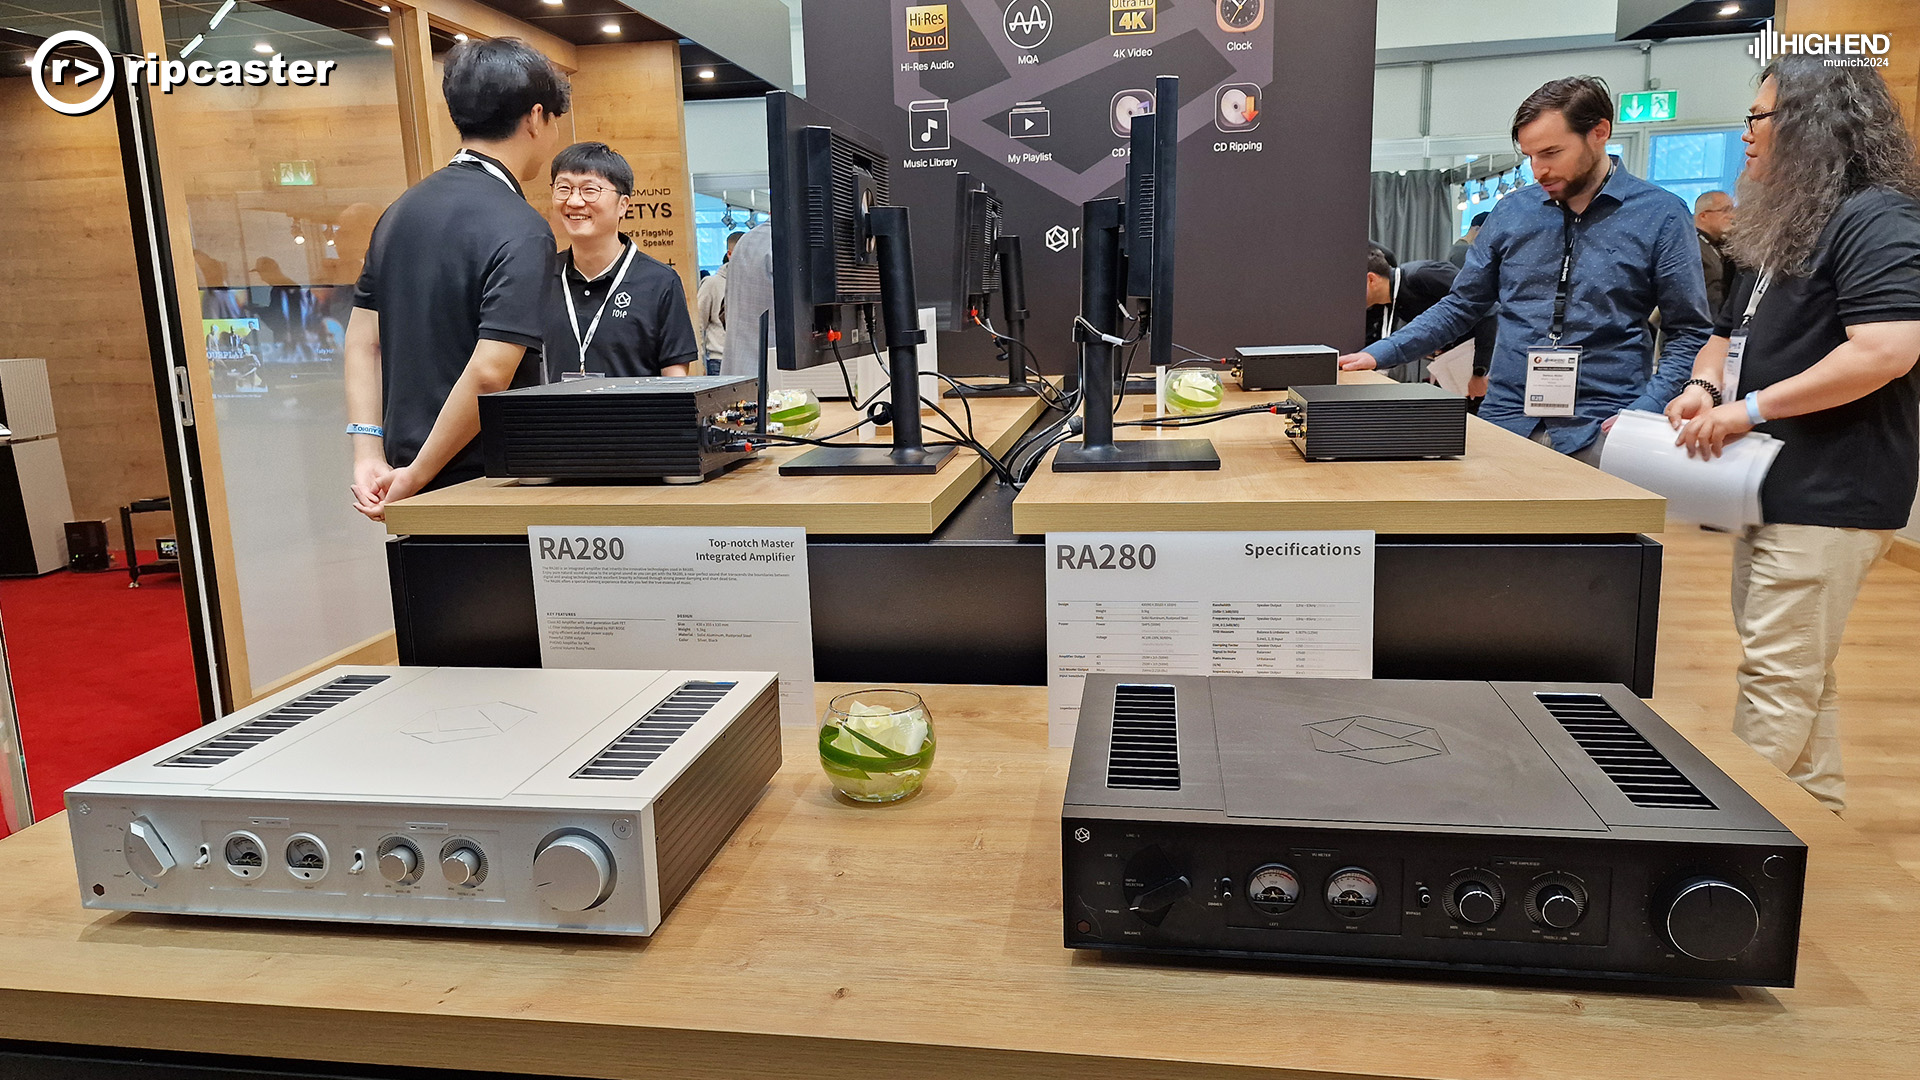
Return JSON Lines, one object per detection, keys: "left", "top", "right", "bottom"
{"left": 1443, "top": 870, "right": 1504, "bottom": 925}
{"left": 124, "top": 818, "right": 176, "bottom": 887}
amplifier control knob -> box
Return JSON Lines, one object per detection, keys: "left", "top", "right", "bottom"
{"left": 125, "top": 818, "right": 176, "bottom": 886}
{"left": 378, "top": 840, "right": 421, "bottom": 885}
{"left": 1127, "top": 875, "right": 1191, "bottom": 915}
{"left": 534, "top": 833, "right": 616, "bottom": 912}
{"left": 1527, "top": 881, "right": 1588, "bottom": 930}
{"left": 1665, "top": 877, "right": 1759, "bottom": 961}
{"left": 441, "top": 844, "right": 487, "bottom": 887}
{"left": 1443, "top": 870, "right": 1503, "bottom": 925}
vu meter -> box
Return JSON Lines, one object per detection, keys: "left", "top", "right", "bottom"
{"left": 1216, "top": 83, "right": 1259, "bottom": 132}
{"left": 1217, "top": 0, "right": 1264, "bottom": 32}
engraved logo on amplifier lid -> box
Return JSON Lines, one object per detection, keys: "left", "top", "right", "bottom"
{"left": 401, "top": 702, "right": 536, "bottom": 744}
{"left": 1306, "top": 716, "right": 1448, "bottom": 764}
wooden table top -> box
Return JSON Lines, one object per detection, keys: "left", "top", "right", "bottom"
{"left": 383, "top": 390, "right": 1051, "bottom": 536}
{"left": 1012, "top": 376, "right": 1668, "bottom": 535}
{"left": 1, "top": 683, "right": 1913, "bottom": 1080}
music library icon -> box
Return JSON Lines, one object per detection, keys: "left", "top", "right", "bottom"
{"left": 1009, "top": 101, "right": 1049, "bottom": 139}
{"left": 910, "top": 99, "right": 950, "bottom": 151}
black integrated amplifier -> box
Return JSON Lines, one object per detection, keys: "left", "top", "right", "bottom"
{"left": 1234, "top": 345, "right": 1338, "bottom": 391}
{"left": 1063, "top": 675, "right": 1806, "bottom": 985}
{"left": 479, "top": 375, "right": 759, "bottom": 482}
{"left": 1284, "top": 382, "right": 1467, "bottom": 460}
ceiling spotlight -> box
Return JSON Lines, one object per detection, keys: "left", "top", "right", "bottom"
{"left": 180, "top": 34, "right": 205, "bottom": 58}
{"left": 1456, "top": 201, "right": 1467, "bottom": 212}
{"left": 254, "top": 42, "right": 274, "bottom": 54}
{"left": 697, "top": 68, "right": 715, "bottom": 79}
{"left": 1718, "top": 3, "right": 1739, "bottom": 14}
{"left": 542, "top": 0, "right": 563, "bottom": 5}
{"left": 454, "top": 33, "right": 468, "bottom": 42}
{"left": 602, "top": 22, "right": 620, "bottom": 34}
{"left": 379, "top": 3, "right": 390, "bottom": 9}
{"left": 294, "top": 234, "right": 306, "bottom": 245}
{"left": 376, "top": 34, "right": 392, "bottom": 47}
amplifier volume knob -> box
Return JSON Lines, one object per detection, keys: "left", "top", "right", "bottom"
{"left": 378, "top": 840, "right": 421, "bottom": 884}
{"left": 124, "top": 818, "right": 176, "bottom": 887}
{"left": 533, "top": 833, "right": 617, "bottom": 912}
{"left": 1442, "top": 870, "right": 1503, "bottom": 925}
{"left": 1665, "top": 877, "right": 1759, "bottom": 961}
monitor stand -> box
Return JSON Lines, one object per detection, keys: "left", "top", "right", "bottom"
{"left": 782, "top": 205, "right": 957, "bottom": 477}
{"left": 945, "top": 235, "right": 1042, "bottom": 399}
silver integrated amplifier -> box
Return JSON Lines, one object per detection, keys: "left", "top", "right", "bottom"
{"left": 67, "top": 666, "right": 781, "bottom": 935}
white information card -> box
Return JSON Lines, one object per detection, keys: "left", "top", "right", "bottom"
{"left": 528, "top": 526, "right": 816, "bottom": 725}
{"left": 1046, "top": 531, "right": 1376, "bottom": 746}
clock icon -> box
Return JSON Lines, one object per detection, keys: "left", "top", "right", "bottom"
{"left": 1217, "top": 0, "right": 1263, "bottom": 32}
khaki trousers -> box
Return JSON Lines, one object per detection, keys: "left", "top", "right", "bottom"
{"left": 1730, "top": 523, "right": 1894, "bottom": 812}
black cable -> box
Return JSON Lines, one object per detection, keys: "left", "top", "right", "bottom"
{"left": 1171, "top": 341, "right": 1223, "bottom": 364}
{"left": 1113, "top": 340, "right": 1142, "bottom": 414}
{"left": 1116, "top": 402, "right": 1297, "bottom": 429}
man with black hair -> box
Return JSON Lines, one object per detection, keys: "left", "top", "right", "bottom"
{"left": 544, "top": 141, "right": 698, "bottom": 381}
{"left": 345, "top": 37, "right": 568, "bottom": 519}
{"left": 1340, "top": 76, "right": 1710, "bottom": 464}
{"left": 1363, "top": 244, "right": 1494, "bottom": 405}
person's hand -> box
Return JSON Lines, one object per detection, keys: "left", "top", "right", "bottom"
{"left": 1467, "top": 374, "right": 1488, "bottom": 399}
{"left": 1674, "top": 402, "right": 1755, "bottom": 460}
{"left": 1337, "top": 352, "right": 1378, "bottom": 371}
{"left": 1601, "top": 414, "right": 1619, "bottom": 435}
{"left": 351, "top": 458, "right": 394, "bottom": 522}
{"left": 382, "top": 464, "right": 428, "bottom": 508}
{"left": 1665, "top": 383, "right": 1717, "bottom": 430}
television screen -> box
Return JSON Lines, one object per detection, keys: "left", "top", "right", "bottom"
{"left": 200, "top": 286, "right": 353, "bottom": 397}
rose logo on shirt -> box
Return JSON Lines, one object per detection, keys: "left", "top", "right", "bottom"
{"left": 613, "top": 292, "right": 632, "bottom": 310}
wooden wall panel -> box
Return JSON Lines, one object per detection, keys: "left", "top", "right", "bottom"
{"left": 1778, "top": 0, "right": 1920, "bottom": 139}
{"left": 0, "top": 80, "right": 171, "bottom": 548}
{"left": 567, "top": 41, "right": 701, "bottom": 310}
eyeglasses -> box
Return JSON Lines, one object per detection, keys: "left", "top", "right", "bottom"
{"left": 1743, "top": 109, "right": 1779, "bottom": 132}
{"left": 552, "top": 182, "right": 620, "bottom": 203}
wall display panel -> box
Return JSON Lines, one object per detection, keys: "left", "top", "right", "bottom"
{"left": 801, "top": 0, "right": 1377, "bottom": 375}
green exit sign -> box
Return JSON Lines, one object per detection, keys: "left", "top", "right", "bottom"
{"left": 274, "top": 160, "right": 317, "bottom": 186}
{"left": 1617, "top": 90, "right": 1678, "bottom": 125}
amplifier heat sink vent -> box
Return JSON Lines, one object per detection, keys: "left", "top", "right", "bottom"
{"left": 573, "top": 681, "right": 737, "bottom": 780}
{"left": 1106, "top": 684, "right": 1180, "bottom": 790}
{"left": 1537, "top": 693, "right": 1716, "bottom": 810}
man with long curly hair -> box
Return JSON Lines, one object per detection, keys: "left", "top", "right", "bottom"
{"left": 1667, "top": 56, "right": 1920, "bottom": 813}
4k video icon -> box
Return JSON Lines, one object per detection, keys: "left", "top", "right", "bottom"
{"left": 1110, "top": 0, "right": 1154, "bottom": 35}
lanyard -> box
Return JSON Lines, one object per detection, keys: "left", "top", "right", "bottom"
{"left": 449, "top": 149, "right": 517, "bottom": 193}
{"left": 1739, "top": 268, "right": 1774, "bottom": 331}
{"left": 1548, "top": 164, "right": 1612, "bottom": 347}
{"left": 561, "top": 243, "right": 639, "bottom": 376}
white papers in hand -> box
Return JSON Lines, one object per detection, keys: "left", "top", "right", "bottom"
{"left": 1598, "top": 410, "right": 1782, "bottom": 532}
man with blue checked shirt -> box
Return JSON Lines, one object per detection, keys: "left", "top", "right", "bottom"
{"left": 1340, "top": 76, "right": 1711, "bottom": 464}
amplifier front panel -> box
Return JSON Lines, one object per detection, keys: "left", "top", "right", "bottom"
{"left": 67, "top": 795, "right": 661, "bottom": 935}
{"left": 1063, "top": 816, "right": 1803, "bottom": 985}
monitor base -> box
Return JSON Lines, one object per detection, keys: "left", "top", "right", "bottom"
{"left": 1051, "top": 439, "right": 1220, "bottom": 472}
{"left": 780, "top": 444, "right": 959, "bottom": 476}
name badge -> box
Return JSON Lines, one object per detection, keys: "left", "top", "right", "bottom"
{"left": 1722, "top": 332, "right": 1747, "bottom": 400}
{"left": 559, "top": 370, "right": 607, "bottom": 382}
{"left": 1524, "top": 346, "right": 1580, "bottom": 418}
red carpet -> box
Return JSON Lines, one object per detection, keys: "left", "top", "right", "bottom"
{"left": 0, "top": 558, "right": 202, "bottom": 825}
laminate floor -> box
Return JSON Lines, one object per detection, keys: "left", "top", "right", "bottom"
{"left": 1650, "top": 528, "right": 1920, "bottom": 878}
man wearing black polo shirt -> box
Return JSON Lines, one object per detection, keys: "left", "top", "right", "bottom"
{"left": 345, "top": 37, "right": 568, "bottom": 519}
{"left": 1668, "top": 58, "right": 1920, "bottom": 812}
{"left": 543, "top": 142, "right": 698, "bottom": 381}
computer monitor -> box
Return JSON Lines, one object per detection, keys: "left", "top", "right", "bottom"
{"left": 946, "top": 172, "right": 1038, "bottom": 398}
{"left": 1052, "top": 75, "right": 1219, "bottom": 473}
{"left": 765, "top": 91, "right": 956, "bottom": 476}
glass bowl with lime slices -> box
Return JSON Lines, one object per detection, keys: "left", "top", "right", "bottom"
{"left": 1164, "top": 369, "right": 1225, "bottom": 415}
{"left": 819, "top": 689, "right": 936, "bottom": 803}
{"left": 767, "top": 388, "right": 822, "bottom": 437}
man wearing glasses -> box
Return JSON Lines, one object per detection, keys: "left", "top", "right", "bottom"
{"left": 544, "top": 142, "right": 698, "bottom": 382}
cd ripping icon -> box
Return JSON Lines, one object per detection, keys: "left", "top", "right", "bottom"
{"left": 1216, "top": 83, "right": 1260, "bottom": 132}
{"left": 1111, "top": 88, "right": 1153, "bottom": 139}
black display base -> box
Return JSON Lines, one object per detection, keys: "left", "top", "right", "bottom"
{"left": 942, "top": 380, "right": 1043, "bottom": 398}
{"left": 1051, "top": 438, "right": 1221, "bottom": 472}
{"left": 779, "top": 444, "right": 958, "bottom": 476}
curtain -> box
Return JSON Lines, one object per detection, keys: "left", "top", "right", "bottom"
{"left": 1369, "top": 170, "right": 1452, "bottom": 265}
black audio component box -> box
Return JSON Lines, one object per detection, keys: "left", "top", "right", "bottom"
{"left": 1234, "top": 345, "right": 1338, "bottom": 391}
{"left": 1284, "top": 382, "right": 1467, "bottom": 460}
{"left": 480, "top": 376, "right": 759, "bottom": 482}
{"left": 1063, "top": 675, "right": 1806, "bottom": 985}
